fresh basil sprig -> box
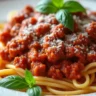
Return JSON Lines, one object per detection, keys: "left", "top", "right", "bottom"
{"left": 56, "top": 9, "right": 74, "bottom": 31}
{"left": 0, "top": 69, "right": 42, "bottom": 96}
{"left": 52, "top": 0, "right": 64, "bottom": 8}
{"left": 36, "top": 0, "right": 58, "bottom": 14}
{"left": 0, "top": 76, "right": 28, "bottom": 89}
{"left": 36, "top": 0, "right": 86, "bottom": 31}
{"left": 64, "top": 0, "right": 86, "bottom": 13}
{"left": 25, "top": 69, "right": 35, "bottom": 88}
{"left": 27, "top": 86, "right": 42, "bottom": 96}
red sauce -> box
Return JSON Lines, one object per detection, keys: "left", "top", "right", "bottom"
{"left": 0, "top": 5, "right": 96, "bottom": 80}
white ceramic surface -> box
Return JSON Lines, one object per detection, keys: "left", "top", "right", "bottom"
{"left": 0, "top": 0, "right": 96, "bottom": 21}
{"left": 0, "top": 0, "right": 96, "bottom": 96}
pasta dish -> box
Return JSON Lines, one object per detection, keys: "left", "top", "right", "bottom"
{"left": 0, "top": 0, "right": 96, "bottom": 95}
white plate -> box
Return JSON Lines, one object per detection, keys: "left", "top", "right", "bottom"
{"left": 0, "top": 0, "right": 96, "bottom": 96}
{"left": 0, "top": 0, "right": 96, "bottom": 21}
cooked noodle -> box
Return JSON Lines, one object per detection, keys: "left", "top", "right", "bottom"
{"left": 0, "top": 9, "right": 96, "bottom": 95}
{"left": 0, "top": 61, "right": 95, "bottom": 95}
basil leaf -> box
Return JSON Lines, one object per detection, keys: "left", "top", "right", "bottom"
{"left": 25, "top": 69, "right": 35, "bottom": 87}
{"left": 64, "top": 0, "right": 86, "bottom": 13}
{"left": 0, "top": 76, "right": 28, "bottom": 89}
{"left": 27, "top": 86, "right": 42, "bottom": 96}
{"left": 52, "top": 0, "right": 64, "bottom": 8}
{"left": 56, "top": 9, "right": 74, "bottom": 31}
{"left": 36, "top": 0, "right": 58, "bottom": 14}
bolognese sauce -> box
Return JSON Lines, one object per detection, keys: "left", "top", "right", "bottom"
{"left": 0, "top": 5, "right": 96, "bottom": 80}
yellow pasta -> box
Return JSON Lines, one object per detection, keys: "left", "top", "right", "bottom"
{"left": 0, "top": 69, "right": 16, "bottom": 76}
{"left": 0, "top": 3, "right": 96, "bottom": 95}
{"left": 2, "top": 63, "right": 96, "bottom": 95}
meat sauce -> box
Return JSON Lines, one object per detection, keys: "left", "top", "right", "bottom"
{"left": 0, "top": 5, "right": 96, "bottom": 80}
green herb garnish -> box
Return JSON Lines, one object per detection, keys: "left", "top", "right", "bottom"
{"left": 36, "top": 0, "right": 86, "bottom": 31}
{"left": 27, "top": 86, "right": 42, "bottom": 96}
{"left": 56, "top": 9, "right": 74, "bottom": 32}
{"left": 0, "top": 69, "right": 42, "bottom": 96}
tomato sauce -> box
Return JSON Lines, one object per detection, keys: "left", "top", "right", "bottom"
{"left": 0, "top": 5, "right": 96, "bottom": 80}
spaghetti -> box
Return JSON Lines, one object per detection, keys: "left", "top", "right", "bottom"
{"left": 1, "top": 62, "right": 96, "bottom": 95}
{"left": 0, "top": 4, "right": 96, "bottom": 95}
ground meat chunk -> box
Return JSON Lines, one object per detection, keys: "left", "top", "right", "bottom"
{"left": 0, "top": 5, "right": 34, "bottom": 44}
{"left": 42, "top": 34, "right": 56, "bottom": 49}
{"left": 73, "top": 34, "right": 89, "bottom": 46}
{"left": 0, "top": 30, "right": 12, "bottom": 44}
{"left": 0, "top": 22, "right": 13, "bottom": 44}
{"left": 28, "top": 48, "right": 47, "bottom": 62}
{"left": 86, "top": 22, "right": 96, "bottom": 41}
{"left": 7, "top": 35, "right": 32, "bottom": 57}
{"left": 61, "top": 61, "right": 84, "bottom": 79}
{"left": 24, "top": 5, "right": 34, "bottom": 13}
{"left": 14, "top": 55, "right": 29, "bottom": 69}
{"left": 48, "top": 64, "right": 63, "bottom": 79}
{"left": 66, "top": 45, "right": 86, "bottom": 63}
{"left": 42, "top": 34, "right": 65, "bottom": 63}
{"left": 11, "top": 14, "right": 25, "bottom": 24}
{"left": 29, "top": 41, "right": 41, "bottom": 49}
{"left": 87, "top": 52, "right": 96, "bottom": 63}
{"left": 46, "top": 46, "right": 65, "bottom": 63}
{"left": 28, "top": 48, "right": 38, "bottom": 62}
{"left": 10, "top": 5, "right": 34, "bottom": 24}
{"left": 89, "top": 11, "right": 96, "bottom": 21}
{"left": 46, "top": 14, "right": 58, "bottom": 24}
{"left": 0, "top": 49, "right": 12, "bottom": 61}
{"left": 0, "top": 34, "right": 32, "bottom": 61}
{"left": 87, "top": 44, "right": 96, "bottom": 63}
{"left": 10, "top": 23, "right": 21, "bottom": 37}
{"left": 29, "top": 17, "right": 37, "bottom": 25}
{"left": 51, "top": 24, "right": 65, "bottom": 39}
{"left": 34, "top": 23, "right": 50, "bottom": 36}
{"left": 21, "top": 17, "right": 37, "bottom": 27}
{"left": 74, "top": 21, "right": 79, "bottom": 32}
{"left": 73, "top": 12, "right": 87, "bottom": 19}
{"left": 31, "top": 62, "right": 46, "bottom": 76}
{"left": 44, "top": 39, "right": 65, "bottom": 63}
{"left": 89, "top": 43, "right": 96, "bottom": 51}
